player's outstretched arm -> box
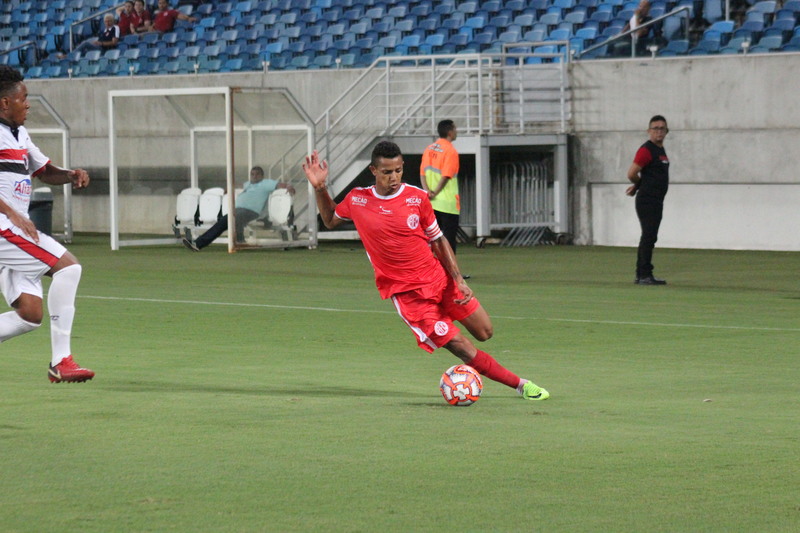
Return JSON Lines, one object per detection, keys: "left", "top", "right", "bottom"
{"left": 302, "top": 150, "right": 343, "bottom": 229}
{"left": 38, "top": 164, "right": 90, "bottom": 189}
{"left": 431, "top": 237, "right": 473, "bottom": 304}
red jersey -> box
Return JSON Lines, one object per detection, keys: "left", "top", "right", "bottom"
{"left": 335, "top": 183, "right": 446, "bottom": 299}
{"left": 117, "top": 11, "right": 132, "bottom": 36}
{"left": 153, "top": 8, "right": 179, "bottom": 32}
{"left": 129, "top": 9, "right": 151, "bottom": 33}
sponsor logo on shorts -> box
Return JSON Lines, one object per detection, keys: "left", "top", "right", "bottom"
{"left": 434, "top": 321, "right": 449, "bottom": 336}
{"left": 407, "top": 214, "right": 419, "bottom": 229}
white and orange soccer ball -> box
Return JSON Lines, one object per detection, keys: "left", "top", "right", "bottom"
{"left": 439, "top": 364, "right": 483, "bottom": 406}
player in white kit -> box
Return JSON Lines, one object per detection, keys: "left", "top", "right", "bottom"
{"left": 0, "top": 66, "right": 94, "bottom": 383}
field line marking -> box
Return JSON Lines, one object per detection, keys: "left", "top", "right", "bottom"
{"left": 80, "top": 295, "right": 800, "bottom": 332}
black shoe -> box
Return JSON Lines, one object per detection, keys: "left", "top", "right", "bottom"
{"left": 182, "top": 238, "right": 200, "bottom": 252}
{"left": 635, "top": 275, "right": 666, "bottom": 285}
{"left": 462, "top": 274, "right": 471, "bottom": 280}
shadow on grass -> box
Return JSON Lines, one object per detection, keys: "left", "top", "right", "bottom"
{"left": 104, "top": 380, "right": 431, "bottom": 398}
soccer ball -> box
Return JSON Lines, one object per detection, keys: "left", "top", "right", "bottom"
{"left": 439, "top": 364, "right": 483, "bottom": 406}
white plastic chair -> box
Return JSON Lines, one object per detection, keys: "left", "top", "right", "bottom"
{"left": 173, "top": 187, "right": 201, "bottom": 237}
{"left": 198, "top": 187, "right": 224, "bottom": 226}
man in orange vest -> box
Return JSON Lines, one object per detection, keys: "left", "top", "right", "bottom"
{"left": 420, "top": 120, "right": 461, "bottom": 253}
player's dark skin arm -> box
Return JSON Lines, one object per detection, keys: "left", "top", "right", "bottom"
{"left": 431, "top": 236, "right": 473, "bottom": 305}
{"left": 302, "top": 150, "right": 344, "bottom": 230}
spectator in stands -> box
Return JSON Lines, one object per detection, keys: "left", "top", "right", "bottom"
{"left": 73, "top": 14, "right": 120, "bottom": 54}
{"left": 130, "top": 0, "right": 153, "bottom": 35}
{"left": 626, "top": 115, "right": 670, "bottom": 285}
{"left": 182, "top": 166, "right": 295, "bottom": 251}
{"left": 152, "top": 0, "right": 198, "bottom": 34}
{"left": 617, "top": 0, "right": 661, "bottom": 56}
{"left": 116, "top": 1, "right": 135, "bottom": 37}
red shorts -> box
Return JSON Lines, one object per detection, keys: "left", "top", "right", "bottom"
{"left": 390, "top": 275, "right": 480, "bottom": 353}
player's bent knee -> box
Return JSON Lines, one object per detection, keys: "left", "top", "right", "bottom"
{"left": 473, "top": 325, "right": 494, "bottom": 342}
{"left": 17, "top": 309, "right": 43, "bottom": 325}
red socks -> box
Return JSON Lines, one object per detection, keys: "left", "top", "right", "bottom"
{"left": 468, "top": 350, "right": 521, "bottom": 389}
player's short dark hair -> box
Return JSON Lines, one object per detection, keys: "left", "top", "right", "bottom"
{"left": 0, "top": 66, "right": 24, "bottom": 99}
{"left": 649, "top": 115, "right": 667, "bottom": 126}
{"left": 437, "top": 119, "right": 455, "bottom": 139}
{"left": 371, "top": 140, "right": 402, "bottom": 166}
{"left": 251, "top": 166, "right": 264, "bottom": 176}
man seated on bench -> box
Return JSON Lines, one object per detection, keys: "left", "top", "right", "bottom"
{"left": 182, "top": 166, "right": 294, "bottom": 251}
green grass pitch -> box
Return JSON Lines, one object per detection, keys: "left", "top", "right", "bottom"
{"left": 1, "top": 237, "right": 798, "bottom": 532}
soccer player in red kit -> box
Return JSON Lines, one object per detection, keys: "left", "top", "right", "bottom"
{"left": 302, "top": 141, "right": 549, "bottom": 401}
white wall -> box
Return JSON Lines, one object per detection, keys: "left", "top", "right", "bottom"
{"left": 25, "top": 54, "right": 800, "bottom": 250}
{"left": 570, "top": 53, "right": 800, "bottom": 251}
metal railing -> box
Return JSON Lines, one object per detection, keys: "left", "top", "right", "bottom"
{"left": 577, "top": 6, "right": 691, "bottom": 59}
{"left": 0, "top": 40, "right": 38, "bottom": 66}
{"left": 270, "top": 50, "right": 570, "bottom": 233}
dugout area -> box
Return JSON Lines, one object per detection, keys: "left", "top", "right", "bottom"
{"left": 107, "top": 87, "right": 316, "bottom": 251}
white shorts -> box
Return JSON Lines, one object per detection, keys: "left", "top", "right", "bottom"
{"left": 0, "top": 226, "right": 66, "bottom": 306}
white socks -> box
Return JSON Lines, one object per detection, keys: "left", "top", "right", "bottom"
{"left": 0, "top": 310, "right": 40, "bottom": 341}
{"left": 48, "top": 264, "right": 82, "bottom": 365}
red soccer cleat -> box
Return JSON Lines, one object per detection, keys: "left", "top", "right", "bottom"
{"left": 48, "top": 355, "right": 95, "bottom": 383}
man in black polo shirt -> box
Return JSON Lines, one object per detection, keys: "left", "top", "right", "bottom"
{"left": 626, "top": 115, "right": 670, "bottom": 285}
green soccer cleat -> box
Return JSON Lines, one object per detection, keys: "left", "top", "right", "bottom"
{"left": 521, "top": 381, "right": 550, "bottom": 401}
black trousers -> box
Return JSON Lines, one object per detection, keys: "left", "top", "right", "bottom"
{"left": 635, "top": 197, "right": 663, "bottom": 278}
{"left": 195, "top": 208, "right": 259, "bottom": 249}
{"left": 435, "top": 210, "right": 460, "bottom": 253}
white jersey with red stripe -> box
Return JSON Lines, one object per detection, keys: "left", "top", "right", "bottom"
{"left": 334, "top": 183, "right": 446, "bottom": 299}
{"left": 0, "top": 123, "right": 50, "bottom": 230}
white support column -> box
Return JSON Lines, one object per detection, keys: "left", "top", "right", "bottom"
{"left": 225, "top": 88, "right": 235, "bottom": 253}
{"left": 553, "top": 134, "right": 569, "bottom": 234}
{"left": 108, "top": 93, "right": 119, "bottom": 251}
{"left": 476, "top": 137, "right": 491, "bottom": 238}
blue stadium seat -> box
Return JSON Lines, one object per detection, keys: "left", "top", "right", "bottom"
{"left": 418, "top": 33, "right": 445, "bottom": 54}
{"left": 750, "top": 33, "right": 784, "bottom": 52}
{"left": 704, "top": 0, "right": 724, "bottom": 22}
{"left": 198, "top": 58, "right": 222, "bottom": 72}
{"left": 691, "top": 39, "right": 722, "bottom": 54}
{"left": 26, "top": 65, "right": 44, "bottom": 79}
{"left": 763, "top": 19, "right": 796, "bottom": 40}
{"left": 523, "top": 29, "right": 547, "bottom": 42}
{"left": 734, "top": 20, "right": 765, "bottom": 41}
{"left": 395, "top": 19, "right": 414, "bottom": 36}
{"left": 220, "top": 58, "right": 244, "bottom": 72}
{"left": 311, "top": 54, "right": 334, "bottom": 68}
{"left": 123, "top": 48, "right": 140, "bottom": 61}
{"left": 286, "top": 55, "right": 309, "bottom": 69}
{"left": 575, "top": 27, "right": 598, "bottom": 41}
{"left": 336, "top": 52, "right": 354, "bottom": 67}
{"left": 657, "top": 39, "right": 689, "bottom": 55}
{"left": 396, "top": 34, "right": 421, "bottom": 54}
{"left": 498, "top": 30, "right": 522, "bottom": 44}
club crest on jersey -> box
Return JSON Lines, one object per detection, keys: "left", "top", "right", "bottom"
{"left": 407, "top": 214, "right": 419, "bottom": 229}
{"left": 14, "top": 178, "right": 31, "bottom": 199}
{"left": 434, "top": 321, "right": 449, "bottom": 336}
{"left": 351, "top": 196, "right": 368, "bottom": 206}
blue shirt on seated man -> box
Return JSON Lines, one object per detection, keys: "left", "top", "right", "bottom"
{"left": 183, "top": 166, "right": 294, "bottom": 251}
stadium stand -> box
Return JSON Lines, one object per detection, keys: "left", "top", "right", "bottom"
{"left": 0, "top": 0, "right": 798, "bottom": 78}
